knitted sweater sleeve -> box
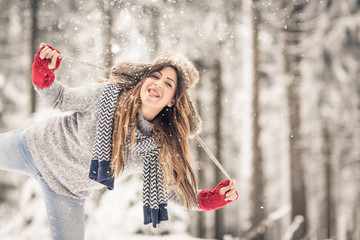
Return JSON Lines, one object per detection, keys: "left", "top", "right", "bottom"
{"left": 35, "top": 80, "right": 106, "bottom": 112}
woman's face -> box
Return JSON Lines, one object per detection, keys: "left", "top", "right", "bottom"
{"left": 140, "top": 66, "right": 178, "bottom": 118}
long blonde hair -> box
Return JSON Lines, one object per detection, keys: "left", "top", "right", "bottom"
{"left": 110, "top": 63, "right": 198, "bottom": 210}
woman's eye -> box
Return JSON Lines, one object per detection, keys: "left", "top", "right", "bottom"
{"left": 166, "top": 82, "right": 173, "bottom": 88}
{"left": 151, "top": 74, "right": 159, "bottom": 79}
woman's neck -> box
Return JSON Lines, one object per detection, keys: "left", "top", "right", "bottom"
{"left": 140, "top": 105, "right": 159, "bottom": 121}
{"left": 137, "top": 109, "right": 154, "bottom": 134}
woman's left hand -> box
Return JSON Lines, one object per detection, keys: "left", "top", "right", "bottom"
{"left": 198, "top": 179, "right": 238, "bottom": 211}
{"left": 219, "top": 179, "right": 238, "bottom": 201}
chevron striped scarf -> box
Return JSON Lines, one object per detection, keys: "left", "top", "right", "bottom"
{"left": 134, "top": 131, "right": 169, "bottom": 228}
{"left": 89, "top": 82, "right": 168, "bottom": 228}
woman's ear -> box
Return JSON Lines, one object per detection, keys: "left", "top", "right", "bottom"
{"left": 167, "top": 99, "right": 175, "bottom": 107}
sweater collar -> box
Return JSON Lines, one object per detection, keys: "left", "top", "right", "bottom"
{"left": 137, "top": 109, "right": 153, "bottom": 135}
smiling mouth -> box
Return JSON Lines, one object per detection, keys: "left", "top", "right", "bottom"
{"left": 148, "top": 88, "right": 160, "bottom": 98}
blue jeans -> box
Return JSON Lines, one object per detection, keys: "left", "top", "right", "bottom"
{"left": 0, "top": 130, "right": 85, "bottom": 240}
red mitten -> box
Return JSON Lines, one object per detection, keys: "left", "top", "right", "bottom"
{"left": 32, "top": 45, "right": 62, "bottom": 88}
{"left": 198, "top": 179, "right": 238, "bottom": 211}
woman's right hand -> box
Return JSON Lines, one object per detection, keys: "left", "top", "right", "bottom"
{"left": 38, "top": 43, "right": 61, "bottom": 70}
{"left": 32, "top": 43, "right": 62, "bottom": 88}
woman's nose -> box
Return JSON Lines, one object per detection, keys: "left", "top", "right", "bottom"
{"left": 154, "top": 82, "right": 162, "bottom": 88}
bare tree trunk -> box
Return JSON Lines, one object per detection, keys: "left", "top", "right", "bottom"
{"left": 193, "top": 60, "right": 206, "bottom": 238}
{"left": 284, "top": 1, "right": 308, "bottom": 236}
{"left": 0, "top": 0, "right": 10, "bottom": 128}
{"left": 213, "top": 57, "right": 224, "bottom": 240}
{"left": 321, "top": 117, "right": 336, "bottom": 238}
{"left": 101, "top": 0, "right": 113, "bottom": 78}
{"left": 249, "top": 1, "right": 265, "bottom": 239}
{"left": 196, "top": 124, "right": 206, "bottom": 238}
{"left": 30, "top": 0, "right": 39, "bottom": 113}
{"left": 356, "top": 92, "right": 360, "bottom": 240}
{"left": 141, "top": 5, "right": 160, "bottom": 59}
{"left": 287, "top": 74, "right": 307, "bottom": 237}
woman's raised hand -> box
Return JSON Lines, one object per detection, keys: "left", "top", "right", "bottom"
{"left": 32, "top": 43, "right": 62, "bottom": 88}
{"left": 219, "top": 179, "right": 238, "bottom": 201}
{"left": 38, "top": 43, "right": 61, "bottom": 70}
{"left": 198, "top": 179, "right": 238, "bottom": 211}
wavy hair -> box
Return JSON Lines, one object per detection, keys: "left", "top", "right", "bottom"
{"left": 110, "top": 63, "right": 197, "bottom": 210}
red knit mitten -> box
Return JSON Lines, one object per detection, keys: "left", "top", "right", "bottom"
{"left": 198, "top": 179, "right": 238, "bottom": 211}
{"left": 32, "top": 45, "right": 62, "bottom": 88}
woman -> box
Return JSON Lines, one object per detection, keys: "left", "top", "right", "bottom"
{"left": 0, "top": 43, "right": 238, "bottom": 240}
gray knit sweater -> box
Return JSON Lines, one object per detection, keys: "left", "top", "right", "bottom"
{"left": 26, "top": 80, "right": 113, "bottom": 199}
{"left": 25, "top": 80, "right": 194, "bottom": 208}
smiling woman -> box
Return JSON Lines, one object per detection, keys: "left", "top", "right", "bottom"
{"left": 0, "top": 43, "right": 238, "bottom": 240}
{"left": 140, "top": 66, "right": 178, "bottom": 121}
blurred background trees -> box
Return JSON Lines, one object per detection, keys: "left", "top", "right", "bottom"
{"left": 0, "top": 0, "right": 359, "bottom": 239}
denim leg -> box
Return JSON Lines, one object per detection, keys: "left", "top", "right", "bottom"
{"left": 35, "top": 175, "right": 86, "bottom": 240}
{"left": 0, "top": 130, "right": 86, "bottom": 240}
{"left": 0, "top": 129, "right": 40, "bottom": 177}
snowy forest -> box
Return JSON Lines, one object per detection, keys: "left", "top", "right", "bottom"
{"left": 0, "top": 0, "right": 359, "bottom": 239}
